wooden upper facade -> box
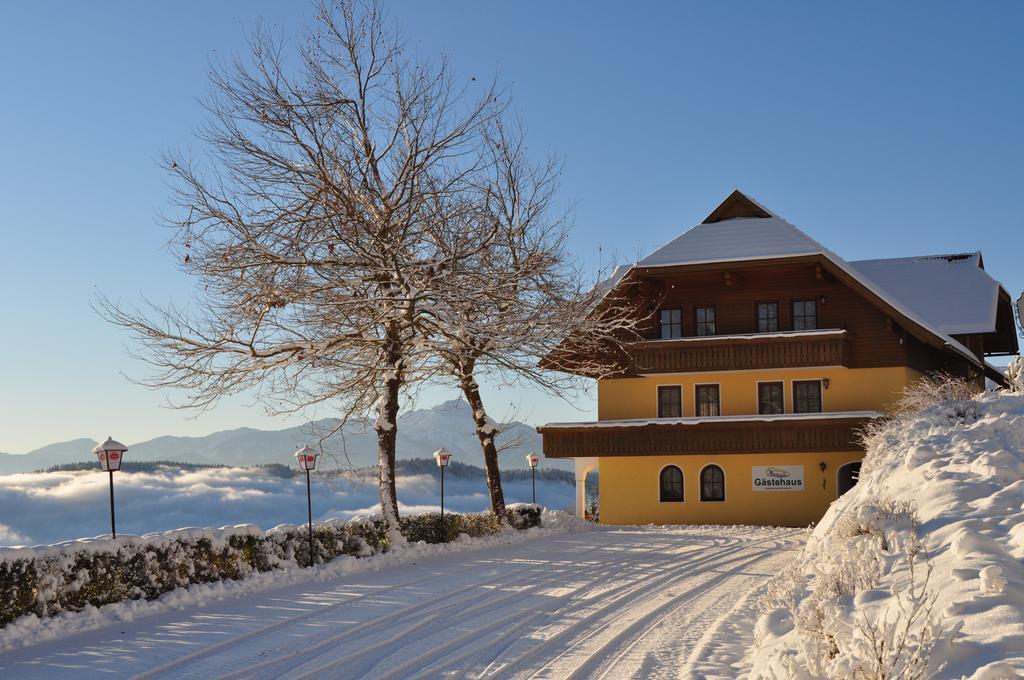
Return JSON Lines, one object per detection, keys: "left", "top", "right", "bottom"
{"left": 551, "top": 191, "right": 1018, "bottom": 384}
{"left": 623, "top": 255, "right": 1012, "bottom": 382}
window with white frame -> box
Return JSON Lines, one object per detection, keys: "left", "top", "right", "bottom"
{"left": 792, "top": 299, "right": 817, "bottom": 330}
{"left": 793, "top": 380, "right": 822, "bottom": 413}
{"left": 695, "top": 384, "right": 720, "bottom": 417}
{"left": 757, "top": 302, "right": 779, "bottom": 332}
{"left": 660, "top": 308, "right": 682, "bottom": 339}
{"left": 658, "top": 385, "right": 682, "bottom": 418}
{"left": 695, "top": 305, "right": 716, "bottom": 336}
{"left": 758, "top": 381, "right": 784, "bottom": 415}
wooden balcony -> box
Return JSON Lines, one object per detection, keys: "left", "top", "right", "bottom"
{"left": 538, "top": 412, "right": 876, "bottom": 458}
{"left": 630, "top": 329, "right": 849, "bottom": 374}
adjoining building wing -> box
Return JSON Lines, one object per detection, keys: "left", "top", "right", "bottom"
{"left": 849, "top": 253, "right": 1018, "bottom": 356}
{"left": 848, "top": 254, "right": 996, "bottom": 335}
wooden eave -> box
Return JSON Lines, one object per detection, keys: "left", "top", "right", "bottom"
{"left": 538, "top": 413, "right": 876, "bottom": 458}
{"left": 983, "top": 288, "right": 1021, "bottom": 356}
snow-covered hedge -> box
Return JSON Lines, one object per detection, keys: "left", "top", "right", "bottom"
{"left": 749, "top": 382, "right": 1024, "bottom": 679}
{"left": 0, "top": 506, "right": 541, "bottom": 628}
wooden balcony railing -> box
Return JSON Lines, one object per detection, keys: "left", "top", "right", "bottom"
{"left": 630, "top": 329, "right": 849, "bottom": 373}
{"left": 538, "top": 412, "right": 874, "bottom": 458}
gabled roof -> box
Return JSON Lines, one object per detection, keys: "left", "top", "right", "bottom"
{"left": 630, "top": 190, "right": 1007, "bottom": 367}
{"left": 702, "top": 189, "right": 773, "bottom": 222}
{"left": 848, "top": 253, "right": 1002, "bottom": 336}
{"left": 638, "top": 192, "right": 823, "bottom": 267}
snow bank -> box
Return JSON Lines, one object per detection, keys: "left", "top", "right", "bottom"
{"left": 749, "top": 385, "right": 1024, "bottom": 679}
{"left": 0, "top": 506, "right": 571, "bottom": 651}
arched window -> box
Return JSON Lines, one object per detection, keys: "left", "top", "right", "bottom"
{"left": 659, "top": 466, "right": 683, "bottom": 502}
{"left": 700, "top": 465, "right": 725, "bottom": 502}
{"left": 837, "top": 462, "right": 861, "bottom": 497}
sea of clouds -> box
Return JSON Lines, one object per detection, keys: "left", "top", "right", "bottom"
{"left": 0, "top": 465, "right": 575, "bottom": 547}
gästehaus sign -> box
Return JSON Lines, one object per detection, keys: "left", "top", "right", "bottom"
{"left": 752, "top": 465, "right": 804, "bottom": 491}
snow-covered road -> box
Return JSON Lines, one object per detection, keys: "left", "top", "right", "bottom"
{"left": 0, "top": 525, "right": 804, "bottom": 679}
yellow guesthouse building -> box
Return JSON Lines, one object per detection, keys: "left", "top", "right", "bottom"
{"left": 538, "top": 191, "right": 1019, "bottom": 527}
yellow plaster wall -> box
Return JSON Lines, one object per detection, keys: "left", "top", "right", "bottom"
{"left": 597, "top": 366, "right": 921, "bottom": 420}
{"left": 597, "top": 452, "right": 864, "bottom": 526}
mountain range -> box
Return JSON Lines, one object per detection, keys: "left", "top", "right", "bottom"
{"left": 0, "top": 400, "right": 569, "bottom": 475}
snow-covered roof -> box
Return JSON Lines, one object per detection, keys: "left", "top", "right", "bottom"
{"left": 630, "top": 191, "right": 996, "bottom": 366}
{"left": 847, "top": 254, "right": 1002, "bottom": 336}
{"left": 637, "top": 215, "right": 825, "bottom": 267}
{"left": 540, "top": 411, "right": 882, "bottom": 430}
{"left": 593, "top": 263, "right": 632, "bottom": 300}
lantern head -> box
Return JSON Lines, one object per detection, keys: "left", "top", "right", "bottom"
{"left": 294, "top": 445, "right": 319, "bottom": 471}
{"left": 433, "top": 448, "right": 451, "bottom": 468}
{"left": 526, "top": 452, "right": 540, "bottom": 468}
{"left": 93, "top": 437, "right": 128, "bottom": 472}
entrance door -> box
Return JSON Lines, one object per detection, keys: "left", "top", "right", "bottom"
{"left": 837, "top": 462, "right": 861, "bottom": 497}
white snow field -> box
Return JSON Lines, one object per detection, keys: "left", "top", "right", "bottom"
{"left": 0, "top": 524, "right": 803, "bottom": 679}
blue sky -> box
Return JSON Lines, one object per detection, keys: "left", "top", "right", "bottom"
{"left": 1, "top": 1, "right": 1021, "bottom": 454}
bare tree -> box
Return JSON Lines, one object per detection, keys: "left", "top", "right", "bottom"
{"left": 98, "top": 0, "right": 503, "bottom": 540}
{"left": 425, "top": 119, "right": 647, "bottom": 518}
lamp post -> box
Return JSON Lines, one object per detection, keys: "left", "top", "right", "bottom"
{"left": 526, "top": 452, "right": 540, "bottom": 504}
{"left": 93, "top": 437, "right": 127, "bottom": 538}
{"left": 433, "top": 448, "right": 451, "bottom": 519}
{"left": 294, "top": 445, "right": 319, "bottom": 567}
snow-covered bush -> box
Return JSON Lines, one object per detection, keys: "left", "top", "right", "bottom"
{"left": 750, "top": 379, "right": 1024, "bottom": 679}
{"left": 398, "top": 504, "right": 540, "bottom": 543}
{"left": 1007, "top": 356, "right": 1023, "bottom": 393}
{"left": 0, "top": 506, "right": 541, "bottom": 628}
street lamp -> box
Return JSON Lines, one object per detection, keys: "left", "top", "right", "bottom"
{"left": 294, "top": 445, "right": 319, "bottom": 567}
{"left": 93, "top": 437, "right": 127, "bottom": 538}
{"left": 526, "top": 452, "right": 540, "bottom": 504}
{"left": 433, "top": 448, "right": 451, "bottom": 519}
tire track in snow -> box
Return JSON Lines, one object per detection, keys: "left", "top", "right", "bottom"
{"left": 136, "top": 535, "right": 624, "bottom": 680}
{"left": 558, "top": 549, "right": 779, "bottom": 680}
{"left": 131, "top": 541, "right": 592, "bottom": 680}
{"left": 27, "top": 527, "right": 802, "bottom": 680}
{"left": 406, "top": 538, "right": 778, "bottom": 680}
{"left": 484, "top": 532, "right": 793, "bottom": 680}
{"left": 163, "top": 531, "right": 719, "bottom": 680}
{"left": 678, "top": 533, "right": 803, "bottom": 678}
{"left": 577, "top": 534, "right": 803, "bottom": 680}
{"left": 275, "top": 532, "right": 732, "bottom": 680}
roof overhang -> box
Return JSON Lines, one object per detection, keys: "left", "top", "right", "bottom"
{"left": 538, "top": 412, "right": 879, "bottom": 458}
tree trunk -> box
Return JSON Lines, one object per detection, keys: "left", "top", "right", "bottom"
{"left": 459, "top": 366, "right": 507, "bottom": 519}
{"left": 376, "top": 334, "right": 402, "bottom": 543}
